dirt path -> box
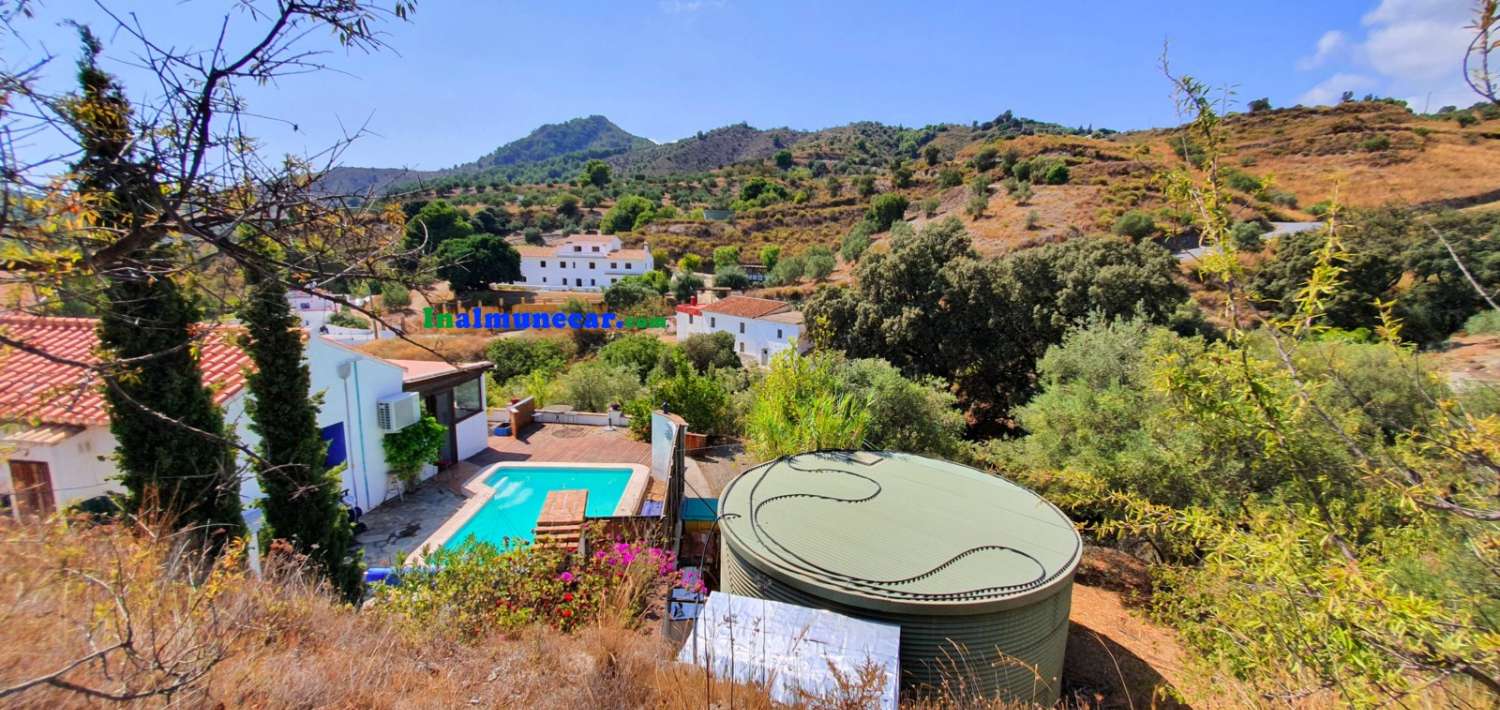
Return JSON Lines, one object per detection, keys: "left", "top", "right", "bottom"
{"left": 1064, "top": 584, "right": 1196, "bottom": 708}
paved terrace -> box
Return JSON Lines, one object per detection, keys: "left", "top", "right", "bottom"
{"left": 353, "top": 423, "right": 650, "bottom": 566}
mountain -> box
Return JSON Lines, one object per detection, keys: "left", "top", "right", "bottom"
{"left": 466, "top": 115, "right": 652, "bottom": 170}
{"left": 316, "top": 115, "right": 651, "bottom": 196}
{"left": 318, "top": 111, "right": 1101, "bottom": 196}
{"left": 608, "top": 123, "right": 807, "bottom": 176}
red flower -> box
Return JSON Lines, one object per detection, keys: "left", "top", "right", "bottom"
{"left": 563, "top": 592, "right": 574, "bottom": 602}
{"left": 561, "top": 608, "right": 573, "bottom": 618}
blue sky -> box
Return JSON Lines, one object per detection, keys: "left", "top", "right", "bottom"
{"left": 5, "top": 1, "right": 1481, "bottom": 170}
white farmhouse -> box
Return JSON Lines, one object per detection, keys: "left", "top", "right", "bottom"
{"left": 0, "top": 313, "right": 492, "bottom": 519}
{"left": 512, "top": 234, "right": 653, "bottom": 291}
{"left": 675, "top": 295, "right": 810, "bottom": 366}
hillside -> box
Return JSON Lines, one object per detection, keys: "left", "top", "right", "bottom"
{"left": 468, "top": 115, "right": 652, "bottom": 170}
{"left": 609, "top": 123, "right": 807, "bottom": 176}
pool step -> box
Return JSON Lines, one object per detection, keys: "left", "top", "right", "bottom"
{"left": 534, "top": 489, "right": 588, "bottom": 550}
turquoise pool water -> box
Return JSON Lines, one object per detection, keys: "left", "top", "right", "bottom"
{"left": 444, "top": 466, "right": 633, "bottom": 548}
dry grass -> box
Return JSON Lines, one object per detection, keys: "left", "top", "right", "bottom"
{"left": 355, "top": 332, "right": 496, "bottom": 362}
{"left": 0, "top": 519, "right": 903, "bottom": 709}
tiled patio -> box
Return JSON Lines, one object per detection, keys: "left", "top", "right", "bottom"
{"left": 470, "top": 423, "right": 650, "bottom": 466}
{"left": 353, "top": 422, "right": 651, "bottom": 566}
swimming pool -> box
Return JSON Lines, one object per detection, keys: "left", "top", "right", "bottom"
{"left": 442, "top": 465, "right": 636, "bottom": 548}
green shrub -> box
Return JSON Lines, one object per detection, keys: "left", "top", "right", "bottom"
{"left": 603, "top": 277, "right": 661, "bottom": 313}
{"left": 713, "top": 264, "right": 751, "bottom": 290}
{"left": 765, "top": 253, "right": 805, "bottom": 286}
{"left": 679, "top": 331, "right": 740, "bottom": 373}
{"left": 865, "top": 194, "right": 909, "bottom": 231}
{"left": 841, "top": 222, "right": 874, "bottom": 263}
{"left": 1229, "top": 221, "right": 1268, "bottom": 250}
{"left": 486, "top": 337, "right": 567, "bottom": 383}
{"left": 804, "top": 246, "right": 836, "bottom": 280}
{"left": 383, "top": 415, "right": 446, "bottom": 485}
{"left": 1463, "top": 309, "right": 1500, "bottom": 334}
{"left": 600, "top": 195, "right": 655, "bottom": 234}
{"left": 326, "top": 310, "right": 370, "bottom": 329}
{"left": 557, "top": 361, "right": 641, "bottom": 412}
{"left": 921, "top": 196, "right": 940, "bottom": 218}
{"left": 381, "top": 283, "right": 411, "bottom": 310}
{"left": 671, "top": 272, "right": 703, "bottom": 302}
{"left": 1112, "top": 210, "right": 1157, "bottom": 240}
{"left": 376, "top": 537, "right": 687, "bottom": 637}
{"left": 1360, "top": 134, "right": 1391, "bottom": 152}
{"left": 1040, "top": 161, "right": 1069, "bottom": 185}
{"left": 599, "top": 333, "right": 666, "bottom": 381}
{"left": 937, "top": 168, "right": 964, "bottom": 188}
{"left": 970, "top": 146, "right": 998, "bottom": 173}
{"left": 1222, "top": 168, "right": 1262, "bottom": 193}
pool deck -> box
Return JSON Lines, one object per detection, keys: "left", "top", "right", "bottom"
{"left": 353, "top": 423, "right": 652, "bottom": 566}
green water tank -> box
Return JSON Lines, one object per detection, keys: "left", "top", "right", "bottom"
{"left": 717, "top": 451, "right": 1081, "bottom": 705}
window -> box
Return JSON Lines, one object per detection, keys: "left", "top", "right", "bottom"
{"left": 739, "top": 322, "right": 745, "bottom": 334}
{"left": 591, "top": 246, "right": 600, "bottom": 252}
{"left": 453, "top": 378, "right": 483, "bottom": 421}
{"left": 610, "top": 262, "right": 617, "bottom": 269}
{"left": 590, "top": 278, "right": 596, "bottom": 286}
{"left": 574, "top": 246, "right": 582, "bottom": 252}
{"left": 588, "top": 262, "right": 595, "bottom": 270}
{"left": 541, "top": 260, "right": 547, "bottom": 268}
{"left": 625, "top": 263, "right": 632, "bottom": 270}
{"left": 710, "top": 317, "right": 716, "bottom": 327}
{"left": 299, "top": 302, "right": 310, "bottom": 310}
{"left": 542, "top": 277, "right": 548, "bottom": 283}
{"left": 688, "top": 314, "right": 694, "bottom": 324}
{"left": 738, "top": 342, "right": 745, "bottom": 352}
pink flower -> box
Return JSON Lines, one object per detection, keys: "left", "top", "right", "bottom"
{"left": 558, "top": 571, "right": 574, "bottom": 583}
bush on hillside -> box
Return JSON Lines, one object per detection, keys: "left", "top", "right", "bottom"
{"left": 1112, "top": 210, "right": 1158, "bottom": 240}
{"left": 865, "top": 194, "right": 909, "bottom": 232}
{"left": 486, "top": 336, "right": 567, "bottom": 384}
{"left": 556, "top": 361, "right": 640, "bottom": 412}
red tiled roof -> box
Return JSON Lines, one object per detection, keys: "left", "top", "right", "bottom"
{"left": 0, "top": 314, "right": 252, "bottom": 427}
{"left": 698, "top": 296, "right": 791, "bottom": 319}
{"left": 565, "top": 234, "right": 617, "bottom": 243}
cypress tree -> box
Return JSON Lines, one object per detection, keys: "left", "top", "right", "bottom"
{"left": 240, "top": 261, "right": 364, "bottom": 601}
{"left": 70, "top": 30, "right": 243, "bottom": 544}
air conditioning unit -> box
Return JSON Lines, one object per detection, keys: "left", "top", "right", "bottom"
{"left": 376, "top": 392, "right": 420, "bottom": 432}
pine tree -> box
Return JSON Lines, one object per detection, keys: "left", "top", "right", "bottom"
{"left": 71, "top": 30, "right": 243, "bottom": 544}
{"left": 240, "top": 261, "right": 364, "bottom": 601}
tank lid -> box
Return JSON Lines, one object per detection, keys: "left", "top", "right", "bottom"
{"left": 718, "top": 451, "right": 1081, "bottom": 613}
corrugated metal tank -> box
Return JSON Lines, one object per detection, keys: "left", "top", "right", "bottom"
{"left": 718, "top": 451, "right": 1080, "bottom": 705}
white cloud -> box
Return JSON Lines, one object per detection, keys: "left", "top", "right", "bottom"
{"left": 1298, "top": 30, "right": 1348, "bottom": 70}
{"left": 1297, "top": 0, "right": 1478, "bottom": 109}
{"left": 1297, "top": 72, "right": 1378, "bottom": 105}
{"left": 659, "top": 0, "right": 724, "bottom": 13}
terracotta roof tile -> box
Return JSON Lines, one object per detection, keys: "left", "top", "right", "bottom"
{"left": 0, "top": 314, "right": 252, "bottom": 427}
{"left": 698, "top": 296, "right": 792, "bottom": 319}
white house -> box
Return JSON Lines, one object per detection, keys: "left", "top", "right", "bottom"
{"left": 287, "top": 288, "right": 341, "bottom": 329}
{"left": 675, "top": 295, "right": 810, "bottom": 367}
{"left": 512, "top": 234, "right": 653, "bottom": 291}
{"left": 0, "top": 313, "right": 491, "bottom": 519}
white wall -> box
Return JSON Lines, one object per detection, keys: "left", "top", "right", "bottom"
{"left": 518, "top": 255, "right": 651, "bottom": 290}
{"left": 303, "top": 336, "right": 407, "bottom": 511}
{"left": 3, "top": 425, "right": 119, "bottom": 509}
{"left": 4, "top": 336, "right": 418, "bottom": 516}
{"left": 680, "top": 311, "right": 805, "bottom": 366}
